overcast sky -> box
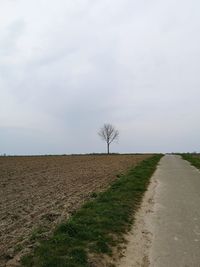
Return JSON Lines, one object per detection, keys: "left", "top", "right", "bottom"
{"left": 0, "top": 0, "right": 200, "bottom": 155}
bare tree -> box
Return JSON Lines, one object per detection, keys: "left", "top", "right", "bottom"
{"left": 98, "top": 123, "right": 119, "bottom": 154}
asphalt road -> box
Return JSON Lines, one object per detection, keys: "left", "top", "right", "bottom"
{"left": 150, "top": 155, "right": 200, "bottom": 267}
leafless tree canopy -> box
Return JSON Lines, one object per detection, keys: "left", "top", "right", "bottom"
{"left": 98, "top": 123, "right": 119, "bottom": 154}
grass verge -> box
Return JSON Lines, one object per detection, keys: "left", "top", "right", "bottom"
{"left": 21, "top": 154, "right": 162, "bottom": 267}
{"left": 181, "top": 153, "right": 200, "bottom": 169}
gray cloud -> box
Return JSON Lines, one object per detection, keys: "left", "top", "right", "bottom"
{"left": 0, "top": 0, "right": 200, "bottom": 154}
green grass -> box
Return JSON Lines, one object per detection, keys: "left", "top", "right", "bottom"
{"left": 181, "top": 153, "right": 200, "bottom": 169}
{"left": 21, "top": 154, "right": 162, "bottom": 267}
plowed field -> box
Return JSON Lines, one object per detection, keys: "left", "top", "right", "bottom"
{"left": 0, "top": 154, "right": 151, "bottom": 266}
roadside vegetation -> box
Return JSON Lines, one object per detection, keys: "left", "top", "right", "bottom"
{"left": 181, "top": 153, "right": 200, "bottom": 169}
{"left": 21, "top": 154, "right": 162, "bottom": 267}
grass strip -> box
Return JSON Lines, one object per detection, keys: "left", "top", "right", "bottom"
{"left": 181, "top": 153, "right": 200, "bottom": 169}
{"left": 21, "top": 154, "right": 162, "bottom": 267}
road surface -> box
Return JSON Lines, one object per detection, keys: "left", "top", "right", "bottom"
{"left": 150, "top": 155, "right": 200, "bottom": 267}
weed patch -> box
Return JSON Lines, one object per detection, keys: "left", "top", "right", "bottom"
{"left": 181, "top": 153, "right": 200, "bottom": 169}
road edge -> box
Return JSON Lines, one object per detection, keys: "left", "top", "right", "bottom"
{"left": 116, "top": 160, "right": 161, "bottom": 267}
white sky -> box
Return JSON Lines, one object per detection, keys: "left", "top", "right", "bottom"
{"left": 0, "top": 0, "right": 200, "bottom": 154}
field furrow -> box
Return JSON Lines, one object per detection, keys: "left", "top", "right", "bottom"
{"left": 0, "top": 154, "right": 150, "bottom": 267}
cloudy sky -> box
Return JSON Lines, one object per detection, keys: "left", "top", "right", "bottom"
{"left": 0, "top": 0, "right": 200, "bottom": 155}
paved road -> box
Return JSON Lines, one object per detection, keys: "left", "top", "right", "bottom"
{"left": 150, "top": 155, "right": 200, "bottom": 267}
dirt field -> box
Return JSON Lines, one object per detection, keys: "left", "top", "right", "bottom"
{"left": 0, "top": 154, "right": 150, "bottom": 267}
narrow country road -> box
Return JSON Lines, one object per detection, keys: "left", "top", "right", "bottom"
{"left": 150, "top": 155, "right": 200, "bottom": 267}
{"left": 118, "top": 155, "right": 200, "bottom": 267}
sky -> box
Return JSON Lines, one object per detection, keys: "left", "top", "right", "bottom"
{"left": 0, "top": 0, "right": 200, "bottom": 155}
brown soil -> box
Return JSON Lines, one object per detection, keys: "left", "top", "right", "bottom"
{"left": 0, "top": 154, "right": 150, "bottom": 267}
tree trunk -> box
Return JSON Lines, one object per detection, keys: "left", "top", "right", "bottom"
{"left": 107, "top": 142, "right": 110, "bottom": 154}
